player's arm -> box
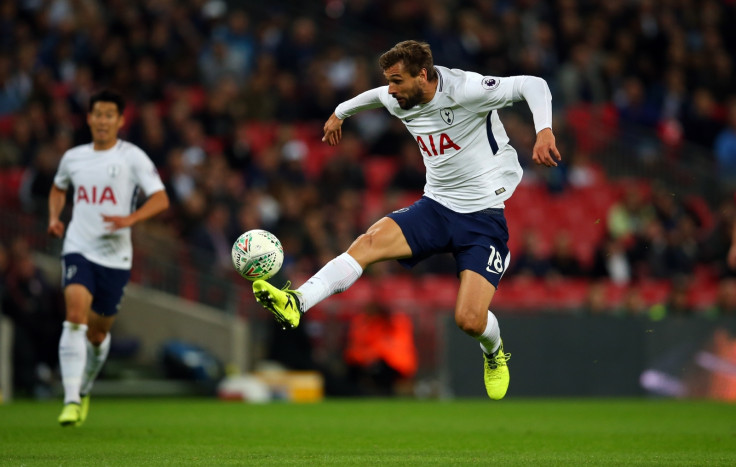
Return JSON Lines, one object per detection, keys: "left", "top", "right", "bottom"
{"left": 514, "top": 76, "right": 561, "bottom": 167}
{"left": 102, "top": 189, "right": 169, "bottom": 231}
{"left": 323, "top": 87, "right": 385, "bottom": 146}
{"left": 462, "top": 74, "right": 561, "bottom": 167}
{"left": 48, "top": 184, "right": 67, "bottom": 238}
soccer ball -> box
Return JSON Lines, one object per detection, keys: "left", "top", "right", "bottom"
{"left": 231, "top": 229, "right": 284, "bottom": 281}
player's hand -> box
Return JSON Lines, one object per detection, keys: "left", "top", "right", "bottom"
{"left": 47, "top": 219, "right": 65, "bottom": 238}
{"left": 322, "top": 112, "right": 344, "bottom": 146}
{"left": 102, "top": 214, "right": 134, "bottom": 231}
{"left": 532, "top": 128, "right": 562, "bottom": 167}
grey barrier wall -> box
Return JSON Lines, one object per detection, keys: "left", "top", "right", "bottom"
{"left": 442, "top": 315, "right": 736, "bottom": 398}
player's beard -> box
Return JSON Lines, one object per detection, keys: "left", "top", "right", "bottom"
{"left": 398, "top": 84, "right": 424, "bottom": 110}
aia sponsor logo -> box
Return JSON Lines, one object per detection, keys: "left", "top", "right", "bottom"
{"left": 416, "top": 133, "right": 460, "bottom": 157}
{"left": 76, "top": 186, "right": 117, "bottom": 204}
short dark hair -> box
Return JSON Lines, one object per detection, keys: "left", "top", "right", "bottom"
{"left": 88, "top": 89, "right": 125, "bottom": 114}
{"left": 378, "top": 40, "right": 437, "bottom": 81}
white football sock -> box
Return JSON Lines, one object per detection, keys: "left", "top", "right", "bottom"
{"left": 477, "top": 310, "right": 501, "bottom": 355}
{"left": 80, "top": 332, "right": 111, "bottom": 396}
{"left": 59, "top": 321, "right": 88, "bottom": 404}
{"left": 297, "top": 252, "right": 363, "bottom": 312}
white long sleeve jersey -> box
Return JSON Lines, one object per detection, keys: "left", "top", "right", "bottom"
{"left": 335, "top": 66, "right": 552, "bottom": 213}
{"left": 53, "top": 140, "right": 165, "bottom": 269}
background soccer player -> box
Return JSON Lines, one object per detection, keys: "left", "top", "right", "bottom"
{"left": 48, "top": 90, "right": 169, "bottom": 426}
{"left": 252, "top": 40, "right": 561, "bottom": 400}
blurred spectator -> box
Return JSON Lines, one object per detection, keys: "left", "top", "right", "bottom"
{"left": 0, "top": 237, "right": 63, "bottom": 397}
{"left": 556, "top": 42, "right": 606, "bottom": 107}
{"left": 318, "top": 131, "right": 366, "bottom": 201}
{"left": 715, "top": 99, "right": 736, "bottom": 188}
{"left": 606, "top": 183, "right": 655, "bottom": 242}
{"left": 682, "top": 88, "right": 722, "bottom": 149}
{"left": 344, "top": 302, "right": 417, "bottom": 397}
{"left": 510, "top": 230, "right": 551, "bottom": 278}
{"left": 188, "top": 203, "right": 232, "bottom": 273}
{"left": 628, "top": 219, "right": 668, "bottom": 280}
{"left": 388, "top": 138, "right": 425, "bottom": 193}
{"left": 18, "top": 143, "right": 59, "bottom": 214}
{"left": 548, "top": 231, "right": 584, "bottom": 278}
{"left": 591, "top": 236, "right": 631, "bottom": 284}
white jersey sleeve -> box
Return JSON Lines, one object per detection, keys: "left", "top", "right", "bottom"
{"left": 335, "top": 87, "right": 386, "bottom": 120}
{"left": 456, "top": 73, "right": 553, "bottom": 134}
{"left": 53, "top": 151, "right": 72, "bottom": 190}
{"left": 129, "top": 146, "right": 165, "bottom": 196}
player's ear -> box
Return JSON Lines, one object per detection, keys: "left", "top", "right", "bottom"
{"left": 117, "top": 114, "right": 125, "bottom": 129}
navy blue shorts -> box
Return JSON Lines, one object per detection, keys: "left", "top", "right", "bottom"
{"left": 61, "top": 253, "right": 131, "bottom": 316}
{"left": 386, "top": 196, "right": 510, "bottom": 287}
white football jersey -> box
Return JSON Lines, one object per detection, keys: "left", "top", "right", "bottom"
{"left": 335, "top": 66, "right": 552, "bottom": 213}
{"left": 53, "top": 140, "right": 165, "bottom": 269}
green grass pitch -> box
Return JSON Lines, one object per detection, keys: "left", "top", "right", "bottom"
{"left": 1, "top": 398, "right": 735, "bottom": 465}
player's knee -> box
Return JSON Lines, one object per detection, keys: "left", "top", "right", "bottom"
{"left": 347, "top": 232, "right": 375, "bottom": 265}
{"left": 454, "top": 308, "right": 485, "bottom": 336}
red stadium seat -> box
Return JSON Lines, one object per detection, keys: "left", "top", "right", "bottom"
{"left": 417, "top": 275, "right": 459, "bottom": 311}
{"left": 374, "top": 275, "right": 417, "bottom": 307}
{"left": 637, "top": 280, "right": 672, "bottom": 306}
{"left": 364, "top": 157, "right": 398, "bottom": 192}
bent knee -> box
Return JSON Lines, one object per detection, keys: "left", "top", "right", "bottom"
{"left": 455, "top": 308, "right": 486, "bottom": 336}
{"left": 347, "top": 231, "right": 377, "bottom": 266}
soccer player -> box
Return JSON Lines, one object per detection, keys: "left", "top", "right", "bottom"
{"left": 48, "top": 90, "right": 169, "bottom": 425}
{"left": 252, "top": 40, "right": 561, "bottom": 400}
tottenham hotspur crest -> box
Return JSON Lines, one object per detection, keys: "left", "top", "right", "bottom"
{"left": 440, "top": 108, "right": 454, "bottom": 125}
{"left": 108, "top": 164, "right": 121, "bottom": 178}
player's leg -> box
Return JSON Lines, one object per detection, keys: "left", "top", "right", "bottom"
{"left": 76, "top": 311, "right": 115, "bottom": 426}
{"left": 76, "top": 263, "right": 129, "bottom": 426}
{"left": 81, "top": 311, "right": 114, "bottom": 395}
{"left": 253, "top": 216, "right": 412, "bottom": 328}
{"left": 455, "top": 270, "right": 510, "bottom": 400}
{"left": 58, "top": 283, "right": 92, "bottom": 426}
{"left": 299, "top": 216, "right": 411, "bottom": 309}
{"left": 451, "top": 208, "right": 512, "bottom": 400}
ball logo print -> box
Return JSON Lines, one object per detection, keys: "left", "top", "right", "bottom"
{"left": 231, "top": 229, "right": 284, "bottom": 281}
{"left": 481, "top": 76, "right": 501, "bottom": 90}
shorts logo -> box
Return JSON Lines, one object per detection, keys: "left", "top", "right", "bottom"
{"left": 481, "top": 77, "right": 501, "bottom": 91}
{"left": 439, "top": 108, "right": 454, "bottom": 125}
{"left": 392, "top": 207, "right": 410, "bottom": 214}
{"left": 486, "top": 245, "right": 504, "bottom": 274}
{"left": 108, "top": 164, "right": 121, "bottom": 178}
{"left": 66, "top": 265, "right": 77, "bottom": 280}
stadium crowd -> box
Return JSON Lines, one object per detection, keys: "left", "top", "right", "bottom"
{"left": 1, "top": 0, "right": 736, "bottom": 325}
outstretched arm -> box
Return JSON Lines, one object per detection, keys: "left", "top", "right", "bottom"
{"left": 102, "top": 190, "right": 169, "bottom": 231}
{"left": 516, "top": 76, "right": 561, "bottom": 167}
{"left": 323, "top": 87, "right": 385, "bottom": 146}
